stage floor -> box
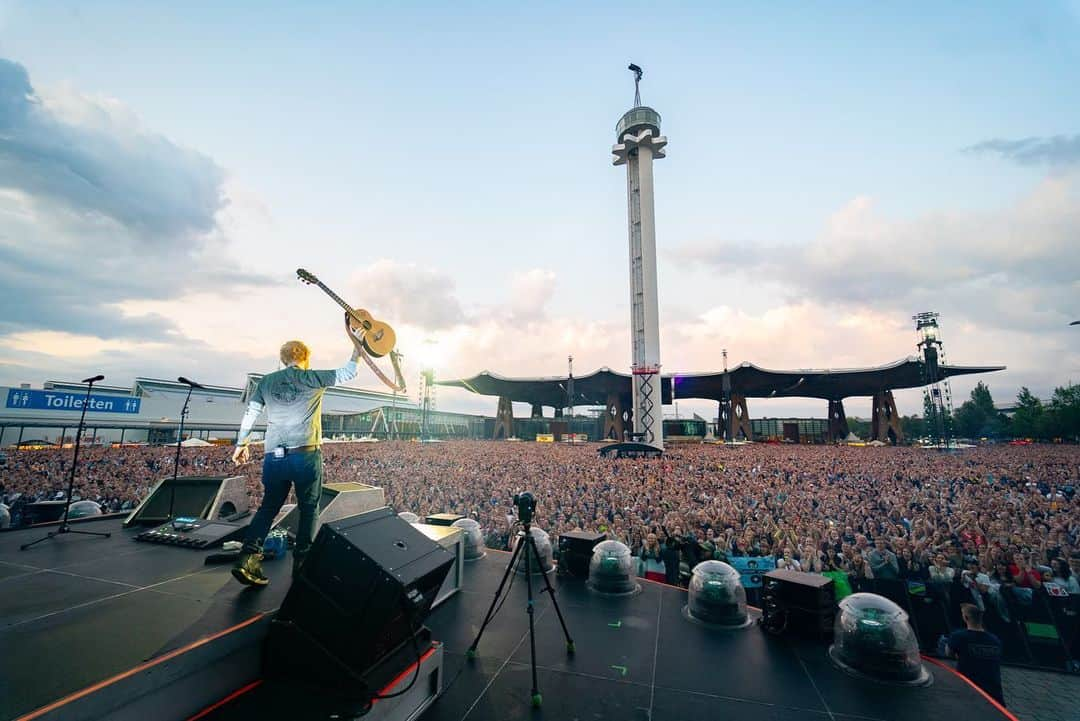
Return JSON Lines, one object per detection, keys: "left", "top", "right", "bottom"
{"left": 0, "top": 517, "right": 291, "bottom": 720}
{"left": 1, "top": 519, "right": 1014, "bottom": 721}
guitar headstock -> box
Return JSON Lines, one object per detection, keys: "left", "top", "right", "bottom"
{"left": 296, "top": 268, "right": 318, "bottom": 285}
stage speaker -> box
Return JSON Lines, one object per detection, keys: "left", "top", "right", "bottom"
{"left": 123, "top": 475, "right": 249, "bottom": 528}
{"left": 762, "top": 568, "right": 836, "bottom": 639}
{"left": 425, "top": 513, "right": 464, "bottom": 526}
{"left": 558, "top": 531, "right": 606, "bottom": 578}
{"left": 271, "top": 482, "right": 385, "bottom": 537}
{"left": 23, "top": 501, "right": 69, "bottom": 525}
{"left": 267, "top": 507, "right": 455, "bottom": 683}
{"left": 907, "top": 594, "right": 951, "bottom": 652}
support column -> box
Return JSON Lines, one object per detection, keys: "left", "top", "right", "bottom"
{"left": 530, "top": 403, "right": 543, "bottom": 419}
{"left": 871, "top": 391, "right": 903, "bottom": 445}
{"left": 828, "top": 399, "right": 850, "bottom": 442}
{"left": 603, "top": 393, "right": 626, "bottom": 441}
{"left": 728, "top": 394, "right": 752, "bottom": 441}
{"left": 493, "top": 396, "right": 514, "bottom": 440}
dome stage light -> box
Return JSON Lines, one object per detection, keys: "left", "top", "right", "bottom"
{"left": 683, "top": 561, "right": 753, "bottom": 629}
{"left": 586, "top": 540, "right": 641, "bottom": 596}
{"left": 828, "top": 593, "right": 931, "bottom": 686}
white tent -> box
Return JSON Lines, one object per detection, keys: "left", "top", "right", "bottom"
{"left": 180, "top": 437, "right": 212, "bottom": 447}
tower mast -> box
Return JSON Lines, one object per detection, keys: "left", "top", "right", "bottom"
{"left": 613, "top": 64, "right": 667, "bottom": 449}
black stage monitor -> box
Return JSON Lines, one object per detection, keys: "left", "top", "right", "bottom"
{"left": 558, "top": 531, "right": 607, "bottom": 578}
{"left": 267, "top": 506, "right": 455, "bottom": 684}
{"left": 271, "top": 482, "right": 384, "bottom": 538}
{"left": 123, "top": 475, "right": 249, "bottom": 528}
{"left": 425, "top": 513, "right": 464, "bottom": 527}
{"left": 761, "top": 568, "right": 836, "bottom": 639}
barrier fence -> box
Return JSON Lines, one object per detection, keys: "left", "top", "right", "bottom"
{"left": 627, "top": 550, "right": 1079, "bottom": 674}
{"left": 845, "top": 577, "right": 1078, "bottom": 673}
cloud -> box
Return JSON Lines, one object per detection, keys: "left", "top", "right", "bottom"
{"left": 508, "top": 269, "right": 556, "bottom": 321}
{"left": 349, "top": 260, "right": 466, "bottom": 331}
{"left": 669, "top": 174, "right": 1080, "bottom": 413}
{"left": 672, "top": 177, "right": 1080, "bottom": 334}
{"left": 0, "top": 59, "right": 223, "bottom": 239}
{"left": 963, "top": 135, "right": 1080, "bottom": 168}
{"left": 0, "top": 330, "right": 267, "bottom": 392}
{"left": 0, "top": 58, "right": 274, "bottom": 342}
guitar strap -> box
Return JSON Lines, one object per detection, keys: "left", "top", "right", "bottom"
{"left": 358, "top": 345, "right": 407, "bottom": 393}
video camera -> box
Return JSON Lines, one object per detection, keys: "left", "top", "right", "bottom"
{"left": 513, "top": 491, "right": 537, "bottom": 524}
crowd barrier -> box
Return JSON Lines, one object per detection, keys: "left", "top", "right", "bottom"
{"left": 563, "top": 547, "right": 1077, "bottom": 673}
{"left": 848, "top": 577, "right": 1079, "bottom": 673}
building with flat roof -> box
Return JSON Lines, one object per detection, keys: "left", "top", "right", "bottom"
{"left": 0, "top": 376, "right": 417, "bottom": 447}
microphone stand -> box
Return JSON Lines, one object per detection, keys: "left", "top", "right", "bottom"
{"left": 168, "top": 383, "right": 196, "bottom": 522}
{"left": 21, "top": 376, "right": 112, "bottom": 550}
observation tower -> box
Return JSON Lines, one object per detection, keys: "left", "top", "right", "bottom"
{"left": 612, "top": 64, "right": 667, "bottom": 449}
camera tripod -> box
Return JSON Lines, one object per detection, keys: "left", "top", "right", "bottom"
{"left": 466, "top": 518, "right": 575, "bottom": 708}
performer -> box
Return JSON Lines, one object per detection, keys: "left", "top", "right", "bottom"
{"left": 231, "top": 315, "right": 364, "bottom": 587}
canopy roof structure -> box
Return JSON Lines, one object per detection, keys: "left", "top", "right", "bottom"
{"left": 672, "top": 358, "right": 1005, "bottom": 401}
{"left": 439, "top": 357, "right": 1005, "bottom": 406}
{"left": 439, "top": 368, "right": 672, "bottom": 407}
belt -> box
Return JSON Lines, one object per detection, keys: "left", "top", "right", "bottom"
{"left": 279, "top": 444, "right": 320, "bottom": 454}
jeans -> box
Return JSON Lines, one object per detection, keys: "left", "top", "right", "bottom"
{"left": 242, "top": 448, "right": 323, "bottom": 557}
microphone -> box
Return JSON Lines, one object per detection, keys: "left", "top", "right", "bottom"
{"left": 178, "top": 376, "right": 204, "bottom": 389}
{"left": 82, "top": 374, "right": 105, "bottom": 384}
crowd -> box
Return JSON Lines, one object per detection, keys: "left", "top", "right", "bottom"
{"left": 336, "top": 443, "right": 1079, "bottom": 597}
{"left": 2, "top": 442, "right": 1078, "bottom": 605}
{"left": 0, "top": 444, "right": 235, "bottom": 523}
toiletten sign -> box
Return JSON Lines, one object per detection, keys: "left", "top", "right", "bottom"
{"left": 5, "top": 389, "right": 142, "bottom": 414}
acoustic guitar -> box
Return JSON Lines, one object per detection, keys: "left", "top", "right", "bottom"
{"left": 296, "top": 268, "right": 397, "bottom": 358}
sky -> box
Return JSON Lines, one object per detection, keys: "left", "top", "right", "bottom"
{"left": 0, "top": 1, "right": 1078, "bottom": 421}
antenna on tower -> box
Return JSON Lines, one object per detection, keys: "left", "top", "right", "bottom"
{"left": 628, "top": 63, "right": 643, "bottom": 106}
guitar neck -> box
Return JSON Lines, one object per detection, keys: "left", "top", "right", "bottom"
{"left": 313, "top": 279, "right": 354, "bottom": 315}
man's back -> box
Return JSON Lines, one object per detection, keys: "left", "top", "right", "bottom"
{"left": 252, "top": 366, "right": 337, "bottom": 449}
{"left": 947, "top": 628, "right": 1004, "bottom": 702}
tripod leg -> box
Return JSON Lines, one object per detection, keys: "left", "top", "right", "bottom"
{"left": 466, "top": 535, "right": 524, "bottom": 659}
{"left": 19, "top": 530, "right": 59, "bottom": 551}
{"left": 528, "top": 533, "right": 575, "bottom": 655}
{"left": 66, "top": 529, "right": 112, "bottom": 538}
{"left": 524, "top": 532, "right": 541, "bottom": 708}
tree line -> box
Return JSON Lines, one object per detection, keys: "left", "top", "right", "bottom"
{"left": 846, "top": 381, "right": 1080, "bottom": 442}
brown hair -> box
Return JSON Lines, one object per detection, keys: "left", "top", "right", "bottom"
{"left": 279, "top": 340, "right": 310, "bottom": 366}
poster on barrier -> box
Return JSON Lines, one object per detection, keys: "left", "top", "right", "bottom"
{"left": 729, "top": 555, "right": 776, "bottom": 588}
{"left": 1044, "top": 582, "right": 1069, "bottom": 598}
